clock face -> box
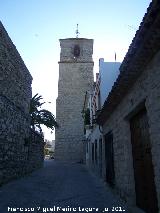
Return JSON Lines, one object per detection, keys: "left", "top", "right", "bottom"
{"left": 73, "top": 45, "right": 80, "bottom": 57}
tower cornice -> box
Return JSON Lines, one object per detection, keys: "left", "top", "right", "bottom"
{"left": 59, "top": 38, "right": 93, "bottom": 41}
{"left": 58, "top": 61, "right": 94, "bottom": 64}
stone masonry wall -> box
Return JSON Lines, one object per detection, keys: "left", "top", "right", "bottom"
{"left": 56, "top": 62, "right": 94, "bottom": 162}
{"left": 102, "top": 50, "right": 160, "bottom": 208}
{"left": 0, "top": 23, "right": 32, "bottom": 113}
{"left": 26, "top": 130, "right": 44, "bottom": 174}
{"left": 0, "top": 22, "right": 44, "bottom": 185}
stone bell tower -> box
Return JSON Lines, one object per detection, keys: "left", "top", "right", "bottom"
{"left": 55, "top": 37, "right": 94, "bottom": 162}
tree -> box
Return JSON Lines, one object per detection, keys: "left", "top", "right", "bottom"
{"left": 30, "top": 93, "right": 58, "bottom": 133}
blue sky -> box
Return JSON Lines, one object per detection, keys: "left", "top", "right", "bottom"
{"left": 0, "top": 0, "right": 151, "bottom": 140}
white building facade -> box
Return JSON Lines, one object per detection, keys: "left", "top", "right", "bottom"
{"left": 84, "top": 59, "right": 121, "bottom": 175}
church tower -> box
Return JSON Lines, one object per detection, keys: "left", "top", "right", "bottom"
{"left": 55, "top": 37, "right": 94, "bottom": 162}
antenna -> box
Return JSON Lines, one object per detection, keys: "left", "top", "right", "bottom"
{"left": 75, "top": 24, "right": 80, "bottom": 38}
{"left": 127, "top": 25, "right": 137, "bottom": 31}
{"left": 115, "top": 52, "right": 117, "bottom": 62}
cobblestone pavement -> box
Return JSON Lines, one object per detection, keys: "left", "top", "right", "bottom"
{"left": 0, "top": 160, "right": 130, "bottom": 213}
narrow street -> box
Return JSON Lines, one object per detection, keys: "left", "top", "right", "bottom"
{"left": 0, "top": 160, "right": 130, "bottom": 213}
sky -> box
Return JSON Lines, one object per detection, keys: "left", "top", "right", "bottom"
{"left": 0, "top": 0, "right": 151, "bottom": 140}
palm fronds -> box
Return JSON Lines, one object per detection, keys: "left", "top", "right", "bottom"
{"left": 30, "top": 94, "right": 58, "bottom": 133}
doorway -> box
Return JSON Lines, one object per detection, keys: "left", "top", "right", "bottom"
{"left": 104, "top": 131, "right": 115, "bottom": 187}
{"left": 130, "top": 108, "right": 158, "bottom": 213}
{"left": 99, "top": 138, "right": 102, "bottom": 177}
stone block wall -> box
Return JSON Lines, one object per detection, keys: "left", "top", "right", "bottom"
{"left": 25, "top": 130, "right": 44, "bottom": 174}
{"left": 0, "top": 22, "right": 32, "bottom": 113}
{"left": 102, "top": 50, "right": 160, "bottom": 208}
{"left": 56, "top": 62, "right": 94, "bottom": 162}
{"left": 0, "top": 95, "right": 31, "bottom": 184}
{"left": 0, "top": 21, "right": 44, "bottom": 185}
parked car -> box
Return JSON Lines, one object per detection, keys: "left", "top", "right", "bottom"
{"left": 45, "top": 155, "right": 50, "bottom": 160}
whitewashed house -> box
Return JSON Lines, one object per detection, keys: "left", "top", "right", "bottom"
{"left": 83, "top": 59, "right": 121, "bottom": 174}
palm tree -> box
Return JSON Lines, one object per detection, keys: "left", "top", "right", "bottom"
{"left": 30, "top": 93, "right": 58, "bottom": 133}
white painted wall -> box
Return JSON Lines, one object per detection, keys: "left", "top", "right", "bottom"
{"left": 99, "top": 58, "right": 121, "bottom": 107}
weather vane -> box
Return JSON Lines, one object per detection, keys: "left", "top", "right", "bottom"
{"left": 75, "top": 24, "right": 80, "bottom": 38}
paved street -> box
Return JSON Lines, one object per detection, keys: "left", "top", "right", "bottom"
{"left": 0, "top": 160, "right": 129, "bottom": 213}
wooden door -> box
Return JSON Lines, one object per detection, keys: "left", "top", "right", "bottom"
{"left": 105, "top": 132, "right": 115, "bottom": 187}
{"left": 99, "top": 139, "right": 102, "bottom": 177}
{"left": 92, "top": 143, "right": 94, "bottom": 163}
{"left": 95, "top": 140, "right": 97, "bottom": 164}
{"left": 130, "top": 108, "right": 158, "bottom": 213}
